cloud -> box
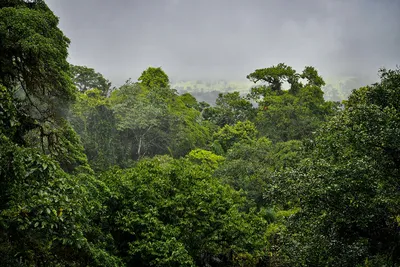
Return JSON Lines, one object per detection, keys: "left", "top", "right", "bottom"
{"left": 46, "top": 0, "right": 400, "bottom": 85}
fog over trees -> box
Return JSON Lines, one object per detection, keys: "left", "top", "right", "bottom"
{"left": 0, "top": 1, "right": 399, "bottom": 266}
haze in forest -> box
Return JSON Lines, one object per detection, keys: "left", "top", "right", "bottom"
{"left": 46, "top": 0, "right": 400, "bottom": 86}
{"left": 2, "top": 1, "right": 400, "bottom": 265}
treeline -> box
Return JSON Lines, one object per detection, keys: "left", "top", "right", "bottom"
{"left": 0, "top": 1, "right": 399, "bottom": 266}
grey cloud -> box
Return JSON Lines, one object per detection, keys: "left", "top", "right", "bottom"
{"left": 46, "top": 0, "right": 400, "bottom": 85}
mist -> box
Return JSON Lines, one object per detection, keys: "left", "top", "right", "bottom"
{"left": 46, "top": 0, "right": 400, "bottom": 86}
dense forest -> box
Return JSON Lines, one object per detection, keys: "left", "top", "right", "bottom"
{"left": 1, "top": 1, "right": 399, "bottom": 266}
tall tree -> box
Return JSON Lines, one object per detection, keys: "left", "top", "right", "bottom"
{"left": 0, "top": 1, "right": 120, "bottom": 265}
{"left": 280, "top": 68, "right": 400, "bottom": 266}
{"left": 70, "top": 64, "right": 112, "bottom": 95}
{"left": 69, "top": 88, "right": 119, "bottom": 171}
{"left": 110, "top": 81, "right": 173, "bottom": 161}
{"left": 138, "top": 66, "right": 170, "bottom": 89}
{"left": 0, "top": 0, "right": 74, "bottom": 140}
{"left": 247, "top": 63, "right": 298, "bottom": 92}
{"left": 301, "top": 66, "right": 325, "bottom": 87}
{"left": 246, "top": 64, "right": 337, "bottom": 142}
{"left": 0, "top": 0, "right": 90, "bottom": 171}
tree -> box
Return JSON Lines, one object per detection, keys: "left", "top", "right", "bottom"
{"left": 70, "top": 64, "right": 112, "bottom": 96}
{"left": 107, "top": 69, "right": 212, "bottom": 162}
{"left": 0, "top": 133, "right": 121, "bottom": 266}
{"left": 0, "top": 0, "right": 91, "bottom": 172}
{"left": 138, "top": 66, "right": 170, "bottom": 89}
{"left": 279, "top": 68, "right": 400, "bottom": 266}
{"left": 179, "top": 92, "right": 201, "bottom": 109}
{"left": 246, "top": 63, "right": 298, "bottom": 92}
{"left": 203, "top": 92, "right": 255, "bottom": 127}
{"left": 212, "top": 120, "right": 258, "bottom": 154}
{"left": 246, "top": 64, "right": 337, "bottom": 142}
{"left": 215, "top": 138, "right": 303, "bottom": 209}
{"left": 0, "top": 2, "right": 120, "bottom": 265}
{"left": 253, "top": 89, "right": 334, "bottom": 142}
{"left": 69, "top": 68, "right": 211, "bottom": 168}
{"left": 110, "top": 81, "right": 171, "bottom": 161}
{"left": 301, "top": 66, "right": 325, "bottom": 87}
{"left": 69, "top": 88, "right": 119, "bottom": 171}
{"left": 100, "top": 155, "right": 270, "bottom": 267}
{"left": 168, "top": 93, "right": 211, "bottom": 157}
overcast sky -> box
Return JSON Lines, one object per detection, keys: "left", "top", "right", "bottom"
{"left": 46, "top": 0, "right": 400, "bottom": 85}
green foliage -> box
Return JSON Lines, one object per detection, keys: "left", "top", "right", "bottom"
{"left": 100, "top": 156, "right": 270, "bottom": 266}
{"left": 247, "top": 63, "right": 298, "bottom": 92}
{"left": 108, "top": 79, "right": 210, "bottom": 163}
{"left": 179, "top": 92, "right": 201, "bottom": 110}
{"left": 251, "top": 86, "right": 336, "bottom": 142}
{"left": 0, "top": 0, "right": 90, "bottom": 173}
{"left": 0, "top": 84, "right": 19, "bottom": 140}
{"left": 277, "top": 68, "right": 400, "bottom": 266}
{"left": 245, "top": 64, "right": 337, "bottom": 142}
{"left": 214, "top": 137, "right": 273, "bottom": 208}
{"left": 301, "top": 66, "right": 326, "bottom": 87}
{"left": 167, "top": 93, "right": 211, "bottom": 157}
{"left": 138, "top": 67, "right": 170, "bottom": 89}
{"left": 0, "top": 135, "right": 120, "bottom": 266}
{"left": 69, "top": 89, "right": 118, "bottom": 171}
{"left": 2, "top": 2, "right": 399, "bottom": 266}
{"left": 187, "top": 149, "right": 225, "bottom": 170}
{"left": 0, "top": 2, "right": 120, "bottom": 266}
{"left": 69, "top": 69, "right": 211, "bottom": 169}
{"left": 70, "top": 64, "right": 112, "bottom": 95}
{"left": 0, "top": 0, "right": 74, "bottom": 112}
{"left": 111, "top": 81, "right": 170, "bottom": 161}
{"left": 215, "top": 138, "right": 303, "bottom": 209}
{"left": 203, "top": 92, "right": 255, "bottom": 127}
{"left": 213, "top": 121, "right": 258, "bottom": 154}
